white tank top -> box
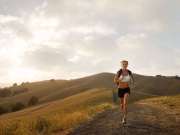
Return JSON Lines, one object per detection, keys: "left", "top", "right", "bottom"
{"left": 119, "top": 74, "right": 131, "bottom": 82}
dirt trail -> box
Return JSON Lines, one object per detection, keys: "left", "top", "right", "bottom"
{"left": 67, "top": 102, "right": 180, "bottom": 135}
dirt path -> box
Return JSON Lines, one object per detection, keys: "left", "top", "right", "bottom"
{"left": 67, "top": 102, "right": 180, "bottom": 135}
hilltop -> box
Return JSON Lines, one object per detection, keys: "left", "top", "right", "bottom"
{"left": 0, "top": 72, "right": 180, "bottom": 108}
{"left": 0, "top": 72, "right": 179, "bottom": 135}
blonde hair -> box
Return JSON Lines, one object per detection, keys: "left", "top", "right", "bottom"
{"left": 121, "top": 60, "right": 128, "bottom": 64}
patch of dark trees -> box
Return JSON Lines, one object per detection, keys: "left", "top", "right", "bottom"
{"left": 156, "top": 75, "right": 180, "bottom": 80}
{"left": 0, "top": 96, "right": 39, "bottom": 115}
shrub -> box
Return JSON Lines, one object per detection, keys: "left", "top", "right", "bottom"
{"left": 0, "top": 106, "right": 9, "bottom": 115}
{"left": 12, "top": 102, "right": 25, "bottom": 112}
{"left": 156, "top": 75, "right": 162, "bottom": 77}
{"left": 0, "top": 88, "right": 12, "bottom": 97}
{"left": 50, "top": 79, "right": 55, "bottom": 82}
{"left": 175, "top": 75, "right": 180, "bottom": 80}
{"left": 13, "top": 83, "right": 18, "bottom": 87}
{"left": 13, "top": 88, "right": 29, "bottom": 95}
{"left": 28, "top": 96, "right": 39, "bottom": 106}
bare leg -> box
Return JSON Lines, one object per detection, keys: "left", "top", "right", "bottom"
{"left": 120, "top": 97, "right": 123, "bottom": 111}
{"left": 123, "top": 93, "right": 129, "bottom": 118}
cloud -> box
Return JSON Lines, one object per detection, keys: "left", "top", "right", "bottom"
{"left": 0, "top": 0, "right": 45, "bottom": 16}
{"left": 116, "top": 32, "right": 180, "bottom": 75}
{"left": 21, "top": 45, "right": 73, "bottom": 70}
{"left": 0, "top": 0, "right": 180, "bottom": 86}
{"left": 2, "top": 16, "right": 32, "bottom": 40}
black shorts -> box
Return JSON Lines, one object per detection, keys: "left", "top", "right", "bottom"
{"left": 118, "top": 87, "right": 130, "bottom": 98}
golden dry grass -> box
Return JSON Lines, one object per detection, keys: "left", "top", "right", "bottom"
{"left": 1, "top": 72, "right": 180, "bottom": 109}
{"left": 0, "top": 73, "right": 115, "bottom": 106}
{"left": 0, "top": 72, "right": 179, "bottom": 135}
{"left": 137, "top": 94, "right": 180, "bottom": 113}
{"left": 0, "top": 88, "right": 115, "bottom": 135}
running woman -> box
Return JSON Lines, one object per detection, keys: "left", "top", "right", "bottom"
{"left": 113, "top": 60, "right": 134, "bottom": 124}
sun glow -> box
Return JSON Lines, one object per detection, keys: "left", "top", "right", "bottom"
{"left": 8, "top": 68, "right": 38, "bottom": 84}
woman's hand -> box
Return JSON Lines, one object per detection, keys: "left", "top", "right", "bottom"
{"left": 113, "top": 75, "right": 119, "bottom": 84}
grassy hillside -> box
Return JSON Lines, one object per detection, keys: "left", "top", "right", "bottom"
{"left": 133, "top": 74, "right": 180, "bottom": 96}
{"left": 0, "top": 73, "right": 114, "bottom": 107}
{"left": 0, "top": 72, "right": 180, "bottom": 110}
{"left": 138, "top": 94, "right": 180, "bottom": 113}
{"left": 0, "top": 88, "right": 114, "bottom": 135}
{"left": 0, "top": 72, "right": 179, "bottom": 135}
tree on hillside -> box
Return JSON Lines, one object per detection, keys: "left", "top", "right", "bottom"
{"left": 50, "top": 79, "right": 55, "bottom": 82}
{"left": 0, "top": 106, "right": 9, "bottom": 115}
{"left": 12, "top": 102, "right": 25, "bottom": 112}
{"left": 28, "top": 96, "right": 39, "bottom": 106}
{"left": 175, "top": 75, "right": 180, "bottom": 80}
{"left": 13, "top": 83, "right": 18, "bottom": 87}
{"left": 13, "top": 87, "right": 29, "bottom": 95}
{"left": 0, "top": 88, "right": 12, "bottom": 97}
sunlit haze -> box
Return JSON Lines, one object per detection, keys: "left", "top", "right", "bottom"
{"left": 0, "top": 0, "right": 180, "bottom": 87}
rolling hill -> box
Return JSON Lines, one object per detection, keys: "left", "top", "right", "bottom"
{"left": 0, "top": 72, "right": 179, "bottom": 107}
{"left": 0, "top": 72, "right": 179, "bottom": 135}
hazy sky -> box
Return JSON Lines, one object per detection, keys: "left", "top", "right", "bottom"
{"left": 0, "top": 0, "right": 180, "bottom": 86}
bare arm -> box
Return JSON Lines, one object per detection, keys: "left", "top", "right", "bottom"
{"left": 114, "top": 73, "right": 124, "bottom": 84}
{"left": 113, "top": 74, "right": 118, "bottom": 84}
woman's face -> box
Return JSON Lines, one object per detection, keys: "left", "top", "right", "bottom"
{"left": 121, "top": 61, "right": 128, "bottom": 69}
